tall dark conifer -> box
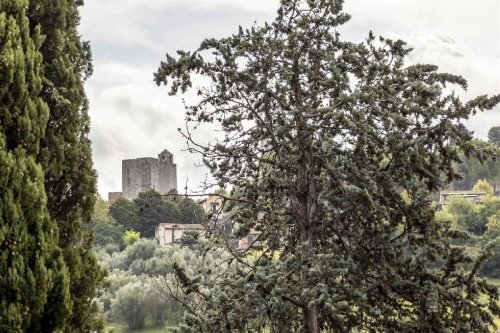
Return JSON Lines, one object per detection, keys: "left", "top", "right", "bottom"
{"left": 0, "top": 1, "right": 70, "bottom": 331}
{"left": 27, "top": 0, "right": 105, "bottom": 331}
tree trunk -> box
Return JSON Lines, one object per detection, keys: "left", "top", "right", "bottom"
{"left": 305, "top": 305, "right": 319, "bottom": 333}
{"left": 301, "top": 235, "right": 319, "bottom": 333}
{"left": 292, "top": 110, "right": 319, "bottom": 332}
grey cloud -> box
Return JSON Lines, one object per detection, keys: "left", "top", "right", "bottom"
{"left": 437, "top": 36, "right": 455, "bottom": 44}
{"left": 86, "top": 74, "right": 212, "bottom": 196}
{"left": 343, "top": 0, "right": 498, "bottom": 58}
{"left": 82, "top": 2, "right": 276, "bottom": 67}
{"left": 80, "top": 0, "right": 499, "bottom": 197}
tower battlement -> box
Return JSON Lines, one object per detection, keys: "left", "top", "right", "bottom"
{"left": 121, "top": 149, "right": 177, "bottom": 199}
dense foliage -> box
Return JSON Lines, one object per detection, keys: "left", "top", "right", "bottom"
{"left": 134, "top": 190, "right": 181, "bottom": 237}
{"left": 122, "top": 230, "right": 141, "bottom": 247}
{"left": 95, "top": 239, "right": 205, "bottom": 329}
{"left": 451, "top": 139, "right": 500, "bottom": 191}
{"left": 178, "top": 198, "right": 206, "bottom": 225}
{"left": 111, "top": 281, "right": 148, "bottom": 330}
{"left": 488, "top": 126, "right": 500, "bottom": 147}
{"left": 0, "top": 2, "right": 71, "bottom": 331}
{"left": 477, "top": 199, "right": 500, "bottom": 278}
{"left": 156, "top": 0, "right": 500, "bottom": 331}
{"left": 473, "top": 179, "right": 495, "bottom": 197}
{"left": 444, "top": 194, "right": 500, "bottom": 236}
{"left": 5, "top": 0, "right": 107, "bottom": 330}
{"left": 109, "top": 190, "right": 206, "bottom": 238}
{"left": 109, "top": 198, "right": 140, "bottom": 231}
{"left": 92, "top": 198, "right": 124, "bottom": 247}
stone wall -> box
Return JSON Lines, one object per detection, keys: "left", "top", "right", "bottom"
{"left": 157, "top": 150, "right": 177, "bottom": 195}
{"left": 108, "top": 192, "right": 123, "bottom": 202}
{"left": 121, "top": 150, "right": 177, "bottom": 200}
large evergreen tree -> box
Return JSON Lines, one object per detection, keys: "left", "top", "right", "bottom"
{"left": 134, "top": 190, "right": 180, "bottom": 238}
{"left": 488, "top": 126, "right": 500, "bottom": 146}
{"left": 156, "top": 0, "right": 500, "bottom": 331}
{"left": 109, "top": 197, "right": 140, "bottom": 231}
{"left": 27, "top": 0, "right": 105, "bottom": 331}
{"left": 0, "top": 1, "right": 70, "bottom": 331}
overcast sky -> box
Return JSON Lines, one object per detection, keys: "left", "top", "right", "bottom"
{"left": 79, "top": 0, "right": 500, "bottom": 198}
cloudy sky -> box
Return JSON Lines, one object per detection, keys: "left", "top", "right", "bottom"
{"left": 79, "top": 0, "right": 500, "bottom": 198}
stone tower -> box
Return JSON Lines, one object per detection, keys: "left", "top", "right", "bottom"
{"left": 157, "top": 149, "right": 177, "bottom": 195}
{"left": 122, "top": 149, "right": 177, "bottom": 199}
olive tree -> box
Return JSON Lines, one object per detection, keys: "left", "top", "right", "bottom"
{"left": 111, "top": 281, "right": 147, "bottom": 330}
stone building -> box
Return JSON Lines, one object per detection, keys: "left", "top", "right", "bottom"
{"left": 155, "top": 223, "right": 205, "bottom": 246}
{"left": 439, "top": 190, "right": 487, "bottom": 205}
{"left": 121, "top": 149, "right": 177, "bottom": 200}
{"left": 198, "top": 195, "right": 223, "bottom": 214}
{"left": 155, "top": 221, "right": 261, "bottom": 250}
{"left": 108, "top": 192, "right": 123, "bottom": 202}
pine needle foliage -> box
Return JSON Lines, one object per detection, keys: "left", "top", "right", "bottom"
{"left": 156, "top": 1, "right": 500, "bottom": 332}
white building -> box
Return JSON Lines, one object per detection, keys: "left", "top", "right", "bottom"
{"left": 198, "top": 195, "right": 223, "bottom": 214}
{"left": 236, "top": 229, "right": 262, "bottom": 251}
{"left": 439, "top": 191, "right": 487, "bottom": 205}
{"left": 155, "top": 223, "right": 205, "bottom": 246}
{"left": 155, "top": 211, "right": 263, "bottom": 250}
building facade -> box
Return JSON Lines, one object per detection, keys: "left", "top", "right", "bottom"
{"left": 108, "top": 192, "right": 123, "bottom": 202}
{"left": 198, "top": 195, "right": 224, "bottom": 214}
{"left": 439, "top": 191, "right": 487, "bottom": 205}
{"left": 122, "top": 149, "right": 177, "bottom": 200}
{"left": 155, "top": 223, "right": 205, "bottom": 246}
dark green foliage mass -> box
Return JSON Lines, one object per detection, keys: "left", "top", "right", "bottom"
{"left": 156, "top": 0, "right": 500, "bottom": 331}
{"left": 0, "top": 1, "right": 70, "bottom": 331}
{"left": 26, "top": 0, "right": 105, "bottom": 331}
{"left": 178, "top": 198, "right": 206, "bottom": 224}
{"left": 480, "top": 254, "right": 500, "bottom": 278}
{"left": 29, "top": 0, "right": 95, "bottom": 242}
{"left": 92, "top": 198, "right": 124, "bottom": 247}
{"left": 110, "top": 192, "right": 205, "bottom": 238}
{"left": 93, "top": 219, "right": 124, "bottom": 248}
{"left": 477, "top": 199, "right": 500, "bottom": 234}
{"left": 134, "top": 190, "right": 180, "bottom": 238}
{"left": 451, "top": 139, "right": 500, "bottom": 191}
{"left": 488, "top": 126, "right": 500, "bottom": 146}
{"left": 109, "top": 198, "right": 140, "bottom": 231}
{"left": 479, "top": 209, "right": 500, "bottom": 278}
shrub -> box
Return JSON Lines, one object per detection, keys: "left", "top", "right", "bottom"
{"left": 123, "top": 230, "right": 141, "bottom": 247}
{"left": 111, "top": 281, "right": 147, "bottom": 330}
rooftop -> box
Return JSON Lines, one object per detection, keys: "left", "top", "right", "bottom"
{"left": 157, "top": 223, "right": 205, "bottom": 230}
{"left": 440, "top": 191, "right": 487, "bottom": 195}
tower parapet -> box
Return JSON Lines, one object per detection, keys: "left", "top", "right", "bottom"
{"left": 121, "top": 149, "right": 177, "bottom": 200}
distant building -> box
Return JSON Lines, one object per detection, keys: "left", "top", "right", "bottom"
{"left": 108, "top": 192, "right": 123, "bottom": 202}
{"left": 237, "top": 228, "right": 262, "bottom": 251}
{"left": 155, "top": 214, "right": 262, "bottom": 251}
{"left": 198, "top": 195, "right": 223, "bottom": 214}
{"left": 439, "top": 191, "right": 487, "bottom": 205}
{"left": 155, "top": 223, "right": 205, "bottom": 246}
{"left": 154, "top": 222, "right": 261, "bottom": 250}
{"left": 121, "top": 149, "right": 177, "bottom": 200}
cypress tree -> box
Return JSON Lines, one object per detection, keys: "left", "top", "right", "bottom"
{"left": 27, "top": 1, "right": 105, "bottom": 331}
{"left": 0, "top": 1, "right": 70, "bottom": 331}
